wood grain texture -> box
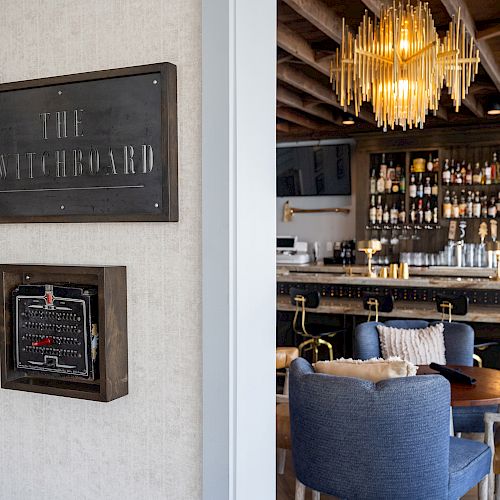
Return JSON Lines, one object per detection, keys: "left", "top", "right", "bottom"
{"left": 418, "top": 365, "right": 500, "bottom": 407}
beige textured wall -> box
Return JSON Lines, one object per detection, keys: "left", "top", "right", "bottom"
{"left": 0, "top": 1, "right": 201, "bottom": 498}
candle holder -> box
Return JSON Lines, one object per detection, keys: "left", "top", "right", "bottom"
{"left": 487, "top": 242, "right": 500, "bottom": 281}
{"left": 357, "top": 240, "right": 382, "bottom": 278}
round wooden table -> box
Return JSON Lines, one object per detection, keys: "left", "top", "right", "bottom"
{"left": 418, "top": 365, "right": 500, "bottom": 407}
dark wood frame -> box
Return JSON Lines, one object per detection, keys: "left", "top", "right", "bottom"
{"left": 0, "top": 264, "right": 128, "bottom": 401}
{"left": 0, "top": 63, "right": 178, "bottom": 223}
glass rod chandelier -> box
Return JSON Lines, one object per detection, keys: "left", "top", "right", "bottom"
{"left": 330, "top": 2, "right": 481, "bottom": 131}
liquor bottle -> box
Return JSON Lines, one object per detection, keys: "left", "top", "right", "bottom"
{"left": 473, "top": 162, "right": 482, "bottom": 185}
{"left": 431, "top": 177, "right": 439, "bottom": 197}
{"left": 385, "top": 171, "right": 392, "bottom": 193}
{"left": 488, "top": 196, "right": 497, "bottom": 218}
{"left": 426, "top": 154, "right": 434, "bottom": 173}
{"left": 450, "top": 159, "right": 456, "bottom": 184}
{"left": 473, "top": 191, "right": 481, "bottom": 218}
{"left": 399, "top": 173, "right": 406, "bottom": 194}
{"left": 410, "top": 202, "right": 417, "bottom": 223}
{"left": 443, "top": 190, "right": 452, "bottom": 219}
{"left": 481, "top": 194, "right": 488, "bottom": 218}
{"left": 409, "top": 174, "right": 417, "bottom": 198}
{"left": 416, "top": 174, "right": 424, "bottom": 198}
{"left": 369, "top": 195, "right": 377, "bottom": 224}
{"left": 496, "top": 191, "right": 500, "bottom": 214}
{"left": 391, "top": 180, "right": 399, "bottom": 193}
{"left": 460, "top": 161, "right": 467, "bottom": 181}
{"left": 459, "top": 191, "right": 466, "bottom": 218}
{"left": 395, "top": 163, "right": 402, "bottom": 180}
{"left": 382, "top": 204, "right": 390, "bottom": 224}
{"left": 387, "top": 160, "right": 395, "bottom": 181}
{"left": 424, "top": 177, "right": 431, "bottom": 197}
{"left": 376, "top": 195, "right": 383, "bottom": 223}
{"left": 481, "top": 163, "right": 487, "bottom": 185}
{"left": 492, "top": 153, "right": 497, "bottom": 184}
{"left": 379, "top": 154, "right": 387, "bottom": 179}
{"left": 455, "top": 163, "right": 463, "bottom": 185}
{"left": 417, "top": 199, "right": 424, "bottom": 224}
{"left": 466, "top": 191, "right": 473, "bottom": 218}
{"left": 399, "top": 200, "right": 406, "bottom": 223}
{"left": 485, "top": 161, "right": 492, "bottom": 185}
{"left": 465, "top": 163, "right": 473, "bottom": 185}
{"left": 493, "top": 152, "right": 499, "bottom": 184}
{"left": 442, "top": 159, "right": 451, "bottom": 185}
{"left": 424, "top": 200, "right": 433, "bottom": 223}
{"left": 433, "top": 207, "right": 438, "bottom": 224}
{"left": 452, "top": 194, "right": 460, "bottom": 219}
{"left": 370, "top": 168, "right": 377, "bottom": 194}
{"left": 377, "top": 171, "right": 385, "bottom": 194}
{"left": 390, "top": 203, "right": 399, "bottom": 225}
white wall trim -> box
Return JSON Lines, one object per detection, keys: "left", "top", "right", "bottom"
{"left": 202, "top": 1, "right": 276, "bottom": 499}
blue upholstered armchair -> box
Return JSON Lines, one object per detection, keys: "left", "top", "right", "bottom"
{"left": 354, "top": 320, "right": 495, "bottom": 433}
{"left": 289, "top": 357, "right": 491, "bottom": 500}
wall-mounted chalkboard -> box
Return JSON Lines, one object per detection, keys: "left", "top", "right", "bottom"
{"left": 0, "top": 63, "right": 178, "bottom": 222}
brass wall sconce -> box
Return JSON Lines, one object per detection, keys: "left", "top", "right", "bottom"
{"left": 357, "top": 239, "right": 382, "bottom": 278}
{"left": 283, "top": 200, "right": 350, "bottom": 222}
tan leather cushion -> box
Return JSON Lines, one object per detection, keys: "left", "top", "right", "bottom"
{"left": 276, "top": 347, "right": 299, "bottom": 370}
{"left": 276, "top": 403, "right": 291, "bottom": 449}
{"left": 314, "top": 357, "right": 417, "bottom": 383}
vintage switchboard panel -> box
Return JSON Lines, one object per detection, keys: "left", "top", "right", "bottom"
{"left": 14, "top": 284, "right": 98, "bottom": 379}
{"left": 0, "top": 264, "right": 128, "bottom": 402}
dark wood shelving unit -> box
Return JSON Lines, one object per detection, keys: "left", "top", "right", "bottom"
{"left": 0, "top": 264, "right": 128, "bottom": 402}
{"left": 354, "top": 129, "right": 500, "bottom": 264}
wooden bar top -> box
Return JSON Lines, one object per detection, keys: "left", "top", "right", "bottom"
{"left": 277, "top": 263, "right": 500, "bottom": 290}
{"left": 276, "top": 295, "right": 500, "bottom": 324}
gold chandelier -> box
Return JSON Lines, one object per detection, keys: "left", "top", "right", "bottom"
{"left": 330, "top": 2, "right": 480, "bottom": 131}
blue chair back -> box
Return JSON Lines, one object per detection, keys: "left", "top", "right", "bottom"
{"left": 289, "top": 358, "right": 451, "bottom": 500}
{"left": 354, "top": 320, "right": 474, "bottom": 366}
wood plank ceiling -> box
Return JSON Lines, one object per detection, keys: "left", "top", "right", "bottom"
{"left": 276, "top": 0, "right": 500, "bottom": 140}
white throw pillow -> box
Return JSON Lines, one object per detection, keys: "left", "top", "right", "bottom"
{"left": 314, "top": 356, "right": 417, "bottom": 382}
{"left": 377, "top": 323, "right": 446, "bottom": 365}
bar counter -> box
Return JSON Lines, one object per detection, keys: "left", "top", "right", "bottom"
{"left": 277, "top": 264, "right": 500, "bottom": 323}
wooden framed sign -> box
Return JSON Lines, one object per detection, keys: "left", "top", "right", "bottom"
{"left": 0, "top": 63, "right": 178, "bottom": 222}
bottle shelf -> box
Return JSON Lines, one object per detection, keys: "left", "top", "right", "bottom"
{"left": 366, "top": 224, "right": 441, "bottom": 230}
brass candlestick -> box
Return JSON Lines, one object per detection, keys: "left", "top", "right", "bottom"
{"left": 357, "top": 240, "right": 382, "bottom": 278}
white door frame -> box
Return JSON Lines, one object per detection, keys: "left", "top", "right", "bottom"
{"left": 202, "top": 1, "right": 277, "bottom": 499}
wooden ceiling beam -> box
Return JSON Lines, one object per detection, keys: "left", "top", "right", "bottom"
{"left": 277, "top": 63, "right": 376, "bottom": 125}
{"left": 277, "top": 85, "right": 344, "bottom": 125}
{"left": 276, "top": 122, "right": 291, "bottom": 133}
{"left": 276, "top": 25, "right": 376, "bottom": 125}
{"left": 360, "top": 0, "right": 391, "bottom": 17}
{"left": 281, "top": 0, "right": 344, "bottom": 43}
{"left": 276, "top": 107, "right": 329, "bottom": 129}
{"left": 461, "top": 94, "right": 485, "bottom": 118}
{"left": 440, "top": 0, "right": 500, "bottom": 91}
{"left": 477, "top": 23, "right": 500, "bottom": 42}
{"left": 277, "top": 22, "right": 331, "bottom": 76}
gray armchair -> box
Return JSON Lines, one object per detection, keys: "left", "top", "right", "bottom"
{"left": 354, "top": 320, "right": 495, "bottom": 433}
{"left": 289, "top": 357, "right": 491, "bottom": 500}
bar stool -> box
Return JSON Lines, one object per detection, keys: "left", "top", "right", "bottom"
{"left": 276, "top": 346, "right": 298, "bottom": 475}
{"left": 436, "top": 294, "right": 484, "bottom": 366}
{"left": 289, "top": 288, "right": 343, "bottom": 362}
{"left": 362, "top": 292, "right": 394, "bottom": 322}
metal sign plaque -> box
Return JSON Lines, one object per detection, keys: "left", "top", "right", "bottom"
{"left": 0, "top": 63, "right": 178, "bottom": 222}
